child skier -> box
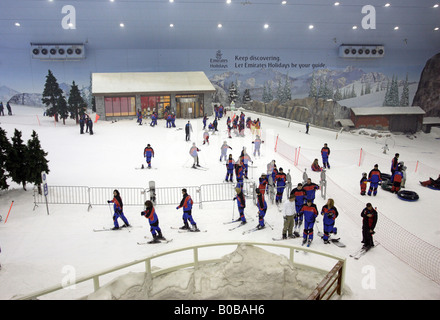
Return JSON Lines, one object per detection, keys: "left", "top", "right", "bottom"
{"left": 321, "top": 198, "right": 339, "bottom": 244}
{"left": 233, "top": 187, "right": 247, "bottom": 224}
{"left": 360, "top": 172, "right": 368, "bottom": 195}
{"left": 141, "top": 200, "right": 165, "bottom": 243}
{"left": 143, "top": 144, "right": 155, "bottom": 168}
{"left": 189, "top": 143, "right": 201, "bottom": 168}
{"left": 176, "top": 188, "right": 198, "bottom": 231}
{"left": 303, "top": 178, "right": 320, "bottom": 203}
{"left": 252, "top": 135, "right": 264, "bottom": 157}
{"left": 203, "top": 130, "right": 209, "bottom": 145}
{"left": 107, "top": 190, "right": 130, "bottom": 230}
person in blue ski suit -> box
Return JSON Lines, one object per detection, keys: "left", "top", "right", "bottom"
{"left": 321, "top": 143, "right": 331, "bottom": 169}
{"left": 275, "top": 168, "right": 287, "bottom": 204}
{"left": 321, "top": 198, "right": 339, "bottom": 243}
{"left": 176, "top": 188, "right": 198, "bottom": 231}
{"left": 143, "top": 144, "right": 155, "bottom": 168}
{"left": 303, "top": 178, "right": 320, "bottom": 203}
{"left": 255, "top": 188, "right": 267, "bottom": 229}
{"left": 299, "top": 199, "right": 318, "bottom": 246}
{"left": 233, "top": 187, "right": 247, "bottom": 224}
{"left": 367, "top": 164, "right": 382, "bottom": 196}
{"left": 235, "top": 161, "right": 244, "bottom": 189}
{"left": 225, "top": 154, "right": 235, "bottom": 182}
{"left": 150, "top": 112, "right": 158, "bottom": 127}
{"left": 108, "top": 189, "right": 130, "bottom": 230}
{"left": 141, "top": 200, "right": 165, "bottom": 243}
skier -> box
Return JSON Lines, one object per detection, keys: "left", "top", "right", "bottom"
{"left": 255, "top": 188, "right": 267, "bottom": 230}
{"left": 361, "top": 203, "right": 378, "bottom": 250}
{"left": 321, "top": 198, "right": 339, "bottom": 244}
{"left": 321, "top": 143, "right": 331, "bottom": 169}
{"left": 235, "top": 160, "right": 244, "bottom": 189}
{"left": 150, "top": 112, "right": 158, "bottom": 127}
{"left": 233, "top": 187, "right": 247, "bottom": 224}
{"left": 176, "top": 188, "right": 198, "bottom": 231}
{"left": 107, "top": 190, "right": 130, "bottom": 230}
{"left": 79, "top": 114, "right": 85, "bottom": 134}
{"left": 305, "top": 122, "right": 310, "bottom": 134}
{"left": 240, "top": 148, "right": 253, "bottom": 178}
{"left": 282, "top": 194, "right": 297, "bottom": 239}
{"left": 299, "top": 199, "right": 318, "bottom": 246}
{"left": 303, "top": 178, "right": 320, "bottom": 203}
{"left": 258, "top": 173, "right": 269, "bottom": 197}
{"left": 202, "top": 130, "right": 209, "bottom": 145}
{"left": 141, "top": 200, "right": 165, "bottom": 243}
{"left": 290, "top": 183, "right": 306, "bottom": 214}
{"left": 220, "top": 141, "right": 232, "bottom": 162}
{"left": 143, "top": 144, "right": 155, "bottom": 168}
{"left": 360, "top": 172, "right": 368, "bottom": 196}
{"left": 390, "top": 164, "right": 404, "bottom": 193}
{"left": 202, "top": 114, "right": 208, "bottom": 130}
{"left": 137, "top": 109, "right": 142, "bottom": 125}
{"left": 185, "top": 121, "right": 192, "bottom": 141}
{"left": 189, "top": 143, "right": 201, "bottom": 168}
{"left": 225, "top": 154, "right": 235, "bottom": 182}
{"left": 367, "top": 164, "right": 382, "bottom": 196}
{"left": 275, "top": 167, "right": 287, "bottom": 205}
{"left": 252, "top": 135, "right": 264, "bottom": 157}
{"left": 87, "top": 117, "right": 94, "bottom": 135}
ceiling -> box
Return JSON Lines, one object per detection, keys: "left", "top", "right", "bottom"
{"left": 0, "top": 0, "right": 439, "bottom": 52}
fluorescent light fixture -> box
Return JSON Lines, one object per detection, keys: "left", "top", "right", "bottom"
{"left": 226, "top": 0, "right": 232, "bottom": 4}
{"left": 434, "top": 27, "right": 439, "bottom": 31}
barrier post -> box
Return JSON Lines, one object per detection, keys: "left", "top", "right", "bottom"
{"left": 358, "top": 148, "right": 363, "bottom": 166}
{"left": 274, "top": 134, "right": 279, "bottom": 152}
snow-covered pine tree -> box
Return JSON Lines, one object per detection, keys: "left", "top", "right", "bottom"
{"left": 68, "top": 81, "right": 86, "bottom": 124}
{"left": 400, "top": 73, "right": 409, "bottom": 106}
{"left": 42, "top": 70, "right": 64, "bottom": 122}
{"left": 308, "top": 72, "right": 318, "bottom": 98}
{"left": 6, "top": 129, "right": 29, "bottom": 191}
{"left": 389, "top": 75, "right": 400, "bottom": 106}
{"left": 228, "top": 82, "right": 238, "bottom": 104}
{"left": 0, "top": 128, "right": 11, "bottom": 190}
{"left": 333, "top": 86, "right": 342, "bottom": 101}
{"left": 26, "top": 130, "right": 50, "bottom": 195}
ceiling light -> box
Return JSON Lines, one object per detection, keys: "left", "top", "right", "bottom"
{"left": 384, "top": 3, "right": 390, "bottom": 7}
{"left": 217, "top": 23, "right": 223, "bottom": 28}
{"left": 334, "top": 2, "right": 340, "bottom": 6}
{"left": 281, "top": 1, "right": 287, "bottom": 4}
{"left": 169, "top": 23, "right": 174, "bottom": 28}
{"left": 226, "top": 0, "right": 232, "bottom": 4}
{"left": 352, "top": 25, "right": 358, "bottom": 30}
{"left": 169, "top": 0, "right": 174, "bottom": 3}
{"left": 394, "top": 26, "right": 399, "bottom": 30}
{"left": 434, "top": 27, "right": 439, "bottom": 31}
{"left": 308, "top": 24, "right": 314, "bottom": 29}
{"left": 15, "top": 22, "right": 21, "bottom": 27}
{"left": 433, "top": 4, "right": 439, "bottom": 8}
{"left": 119, "top": 23, "right": 125, "bottom": 28}
{"left": 264, "top": 23, "right": 269, "bottom": 29}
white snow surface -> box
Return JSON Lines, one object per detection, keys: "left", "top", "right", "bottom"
{"left": 0, "top": 105, "right": 439, "bottom": 300}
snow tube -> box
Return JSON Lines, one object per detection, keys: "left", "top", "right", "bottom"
{"left": 381, "top": 173, "right": 391, "bottom": 181}
{"left": 427, "top": 185, "right": 440, "bottom": 191}
{"left": 381, "top": 180, "right": 393, "bottom": 192}
{"left": 397, "top": 190, "right": 419, "bottom": 201}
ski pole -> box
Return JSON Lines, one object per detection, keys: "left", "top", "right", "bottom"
{"left": 232, "top": 198, "right": 235, "bottom": 221}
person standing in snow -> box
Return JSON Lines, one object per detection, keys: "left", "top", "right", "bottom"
{"left": 189, "top": 143, "right": 201, "bottom": 168}
{"left": 176, "top": 188, "right": 198, "bottom": 231}
{"left": 220, "top": 141, "right": 232, "bottom": 162}
{"left": 367, "top": 164, "right": 382, "bottom": 196}
{"left": 321, "top": 198, "right": 339, "bottom": 244}
{"left": 303, "top": 178, "right": 320, "bottom": 203}
{"left": 233, "top": 187, "right": 247, "bottom": 225}
{"left": 255, "top": 188, "right": 267, "bottom": 230}
{"left": 141, "top": 200, "right": 165, "bottom": 243}
{"left": 202, "top": 130, "right": 209, "bottom": 145}
{"left": 107, "top": 190, "right": 130, "bottom": 230}
{"left": 282, "top": 194, "right": 297, "bottom": 239}
{"left": 321, "top": 143, "right": 331, "bottom": 169}
{"left": 275, "top": 167, "right": 287, "bottom": 205}
{"left": 252, "top": 135, "right": 264, "bottom": 157}
{"left": 361, "top": 203, "right": 378, "bottom": 250}
{"left": 185, "top": 121, "right": 193, "bottom": 141}
{"left": 299, "top": 199, "right": 318, "bottom": 246}
{"left": 391, "top": 153, "right": 400, "bottom": 176}
{"left": 360, "top": 172, "right": 368, "bottom": 196}
{"left": 225, "top": 154, "right": 235, "bottom": 182}
{"left": 143, "top": 144, "right": 155, "bottom": 168}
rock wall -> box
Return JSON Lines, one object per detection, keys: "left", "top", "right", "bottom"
{"left": 244, "top": 97, "right": 351, "bottom": 129}
{"left": 412, "top": 52, "right": 440, "bottom": 117}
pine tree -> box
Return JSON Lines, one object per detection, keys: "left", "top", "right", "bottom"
{"left": 333, "top": 86, "right": 342, "bottom": 101}
{"left": 383, "top": 80, "right": 391, "bottom": 106}
{"left": 283, "top": 74, "right": 292, "bottom": 102}
{"left": 308, "top": 72, "right": 317, "bottom": 98}
{"left": 26, "top": 130, "right": 50, "bottom": 195}
{"left": 0, "top": 128, "right": 11, "bottom": 190}
{"left": 400, "top": 73, "right": 409, "bottom": 106}
{"left": 228, "top": 82, "right": 238, "bottom": 104}
{"left": 350, "top": 84, "right": 356, "bottom": 98}
{"left": 276, "top": 79, "right": 284, "bottom": 103}
{"left": 389, "top": 75, "right": 400, "bottom": 106}
{"left": 58, "top": 94, "right": 69, "bottom": 125}
{"left": 6, "top": 129, "right": 29, "bottom": 190}
{"left": 68, "top": 81, "right": 85, "bottom": 124}
{"left": 42, "top": 70, "right": 64, "bottom": 122}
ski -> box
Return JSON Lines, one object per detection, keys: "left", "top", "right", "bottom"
{"left": 93, "top": 225, "right": 140, "bottom": 232}
{"left": 170, "top": 226, "right": 207, "bottom": 233}
{"left": 229, "top": 222, "right": 247, "bottom": 231}
{"left": 272, "top": 235, "right": 298, "bottom": 241}
{"left": 135, "top": 167, "right": 157, "bottom": 170}
{"left": 137, "top": 239, "right": 173, "bottom": 245}
{"left": 330, "top": 238, "right": 346, "bottom": 247}
{"left": 223, "top": 220, "right": 241, "bottom": 225}
{"left": 242, "top": 226, "right": 265, "bottom": 235}
{"left": 350, "top": 242, "right": 380, "bottom": 259}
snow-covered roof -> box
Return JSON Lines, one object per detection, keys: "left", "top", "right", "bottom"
{"left": 351, "top": 106, "right": 425, "bottom": 116}
{"left": 92, "top": 71, "right": 216, "bottom": 95}
{"left": 423, "top": 117, "right": 440, "bottom": 125}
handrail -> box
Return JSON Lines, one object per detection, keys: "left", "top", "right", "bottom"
{"left": 17, "top": 241, "right": 346, "bottom": 300}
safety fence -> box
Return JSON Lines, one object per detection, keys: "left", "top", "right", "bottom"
{"left": 17, "top": 241, "right": 346, "bottom": 300}
{"left": 275, "top": 135, "right": 440, "bottom": 286}
{"left": 33, "top": 181, "right": 256, "bottom": 210}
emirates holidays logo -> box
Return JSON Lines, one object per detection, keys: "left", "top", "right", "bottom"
{"left": 210, "top": 50, "right": 229, "bottom": 70}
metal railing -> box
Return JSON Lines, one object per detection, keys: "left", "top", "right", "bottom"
{"left": 17, "top": 241, "right": 346, "bottom": 300}
{"left": 33, "top": 181, "right": 256, "bottom": 210}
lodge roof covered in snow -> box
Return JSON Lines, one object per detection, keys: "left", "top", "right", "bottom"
{"left": 92, "top": 71, "right": 216, "bottom": 95}
{"left": 351, "top": 106, "right": 425, "bottom": 116}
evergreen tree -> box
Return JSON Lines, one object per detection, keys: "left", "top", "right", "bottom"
{"left": 389, "top": 75, "right": 400, "bottom": 106}
{"left": 283, "top": 74, "right": 292, "bottom": 102}
{"left": 58, "top": 94, "right": 69, "bottom": 125}
{"left": 266, "top": 82, "right": 273, "bottom": 102}
{"left": 0, "top": 128, "right": 11, "bottom": 190}
{"left": 400, "top": 73, "right": 410, "bottom": 106}
{"left": 323, "top": 78, "right": 333, "bottom": 100}
{"left": 242, "top": 89, "right": 251, "bottom": 103}
{"left": 42, "top": 70, "right": 64, "bottom": 122}
{"left": 350, "top": 84, "right": 356, "bottom": 98}
{"left": 26, "top": 130, "right": 50, "bottom": 194}
{"left": 383, "top": 80, "right": 391, "bottom": 106}
{"left": 6, "top": 129, "right": 29, "bottom": 190}
{"left": 333, "top": 86, "right": 342, "bottom": 101}
{"left": 276, "top": 79, "right": 284, "bottom": 103}
{"left": 228, "top": 82, "right": 238, "bottom": 104}
{"left": 317, "top": 78, "right": 325, "bottom": 99}
{"left": 68, "top": 81, "right": 86, "bottom": 124}
{"left": 308, "top": 72, "right": 317, "bottom": 98}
